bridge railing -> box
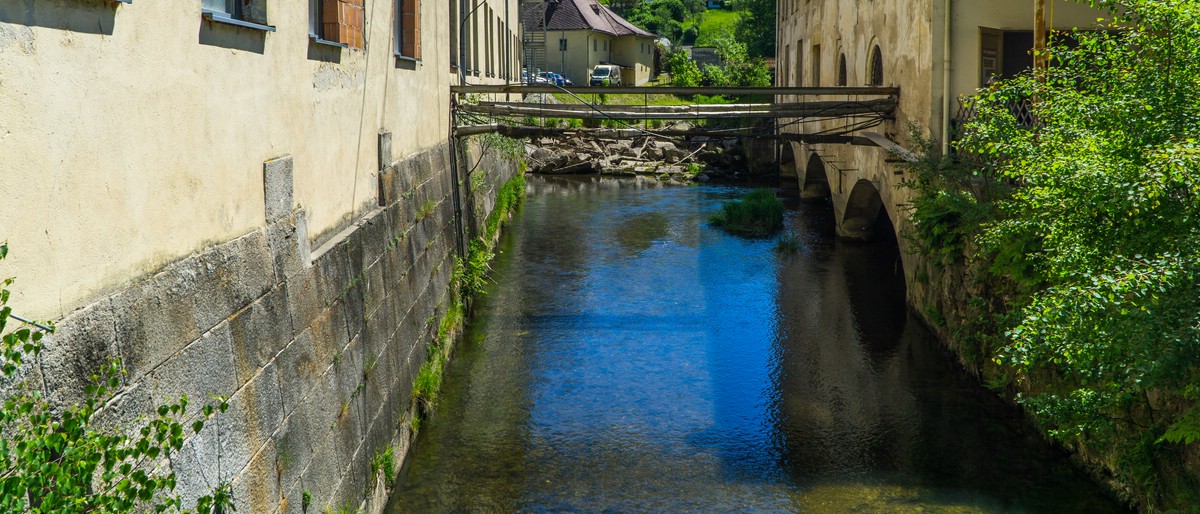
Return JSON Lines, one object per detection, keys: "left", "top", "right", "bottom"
{"left": 451, "top": 85, "right": 900, "bottom": 97}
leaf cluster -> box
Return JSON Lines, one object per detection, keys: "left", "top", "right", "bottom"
{"left": 0, "top": 243, "right": 234, "bottom": 513}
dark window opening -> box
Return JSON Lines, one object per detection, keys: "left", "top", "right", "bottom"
{"left": 868, "top": 45, "right": 883, "bottom": 85}
{"left": 837, "top": 53, "right": 847, "bottom": 86}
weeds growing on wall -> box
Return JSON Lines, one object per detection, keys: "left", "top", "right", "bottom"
{"left": 485, "top": 172, "right": 527, "bottom": 243}
{"left": 708, "top": 189, "right": 784, "bottom": 237}
{"left": 369, "top": 445, "right": 396, "bottom": 491}
{"left": 899, "top": 129, "right": 996, "bottom": 267}
{"left": 904, "top": 2, "right": 1200, "bottom": 507}
{"left": 410, "top": 163, "right": 526, "bottom": 425}
{"left": 0, "top": 243, "right": 233, "bottom": 513}
{"left": 481, "top": 133, "right": 526, "bottom": 161}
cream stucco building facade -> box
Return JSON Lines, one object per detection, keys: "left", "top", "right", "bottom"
{"left": 1, "top": 1, "right": 522, "bottom": 512}
{"left": 775, "top": 0, "right": 1103, "bottom": 246}
{"left": 1, "top": 0, "right": 520, "bottom": 321}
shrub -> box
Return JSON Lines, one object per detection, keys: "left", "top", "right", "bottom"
{"left": 0, "top": 243, "right": 232, "bottom": 513}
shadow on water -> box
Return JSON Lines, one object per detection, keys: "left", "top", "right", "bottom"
{"left": 390, "top": 176, "right": 1128, "bottom": 513}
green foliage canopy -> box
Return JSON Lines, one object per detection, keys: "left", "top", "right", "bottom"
{"left": 925, "top": 0, "right": 1200, "bottom": 506}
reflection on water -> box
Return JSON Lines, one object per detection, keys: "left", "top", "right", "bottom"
{"left": 389, "top": 176, "right": 1125, "bottom": 513}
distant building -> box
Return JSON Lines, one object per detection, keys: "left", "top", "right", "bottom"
{"left": 687, "top": 46, "right": 722, "bottom": 68}
{"left": 522, "top": 0, "right": 657, "bottom": 85}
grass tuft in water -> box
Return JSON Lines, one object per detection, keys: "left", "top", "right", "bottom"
{"left": 774, "top": 231, "right": 803, "bottom": 253}
{"left": 709, "top": 189, "right": 784, "bottom": 238}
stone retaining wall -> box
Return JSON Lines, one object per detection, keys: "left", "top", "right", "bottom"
{"left": 32, "top": 138, "right": 523, "bottom": 513}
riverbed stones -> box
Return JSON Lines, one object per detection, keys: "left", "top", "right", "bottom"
{"left": 525, "top": 134, "right": 751, "bottom": 181}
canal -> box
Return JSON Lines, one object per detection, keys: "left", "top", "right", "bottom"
{"left": 388, "top": 176, "right": 1125, "bottom": 513}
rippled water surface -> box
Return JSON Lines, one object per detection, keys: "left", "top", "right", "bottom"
{"left": 388, "top": 176, "right": 1125, "bottom": 513}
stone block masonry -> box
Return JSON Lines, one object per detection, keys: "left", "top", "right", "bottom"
{"left": 32, "top": 139, "right": 524, "bottom": 514}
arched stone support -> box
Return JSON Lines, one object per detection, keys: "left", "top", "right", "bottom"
{"left": 838, "top": 179, "right": 885, "bottom": 242}
{"left": 800, "top": 153, "right": 832, "bottom": 201}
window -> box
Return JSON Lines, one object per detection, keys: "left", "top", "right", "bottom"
{"left": 309, "top": 0, "right": 362, "bottom": 48}
{"left": 204, "top": 0, "right": 240, "bottom": 18}
{"left": 594, "top": 39, "right": 597, "bottom": 52}
{"left": 781, "top": 45, "right": 790, "bottom": 87}
{"left": 837, "top": 53, "right": 847, "bottom": 86}
{"left": 868, "top": 44, "right": 883, "bottom": 85}
{"left": 470, "top": 8, "right": 479, "bottom": 72}
{"left": 795, "top": 39, "right": 802, "bottom": 86}
{"left": 484, "top": 7, "right": 493, "bottom": 75}
{"left": 202, "top": 0, "right": 274, "bottom": 31}
{"left": 811, "top": 45, "right": 821, "bottom": 86}
{"left": 450, "top": 0, "right": 459, "bottom": 67}
{"left": 396, "top": 0, "right": 421, "bottom": 59}
{"left": 603, "top": 40, "right": 608, "bottom": 51}
{"left": 488, "top": 11, "right": 495, "bottom": 76}
{"left": 560, "top": 38, "right": 568, "bottom": 51}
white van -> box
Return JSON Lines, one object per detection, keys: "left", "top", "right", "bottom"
{"left": 589, "top": 65, "right": 622, "bottom": 86}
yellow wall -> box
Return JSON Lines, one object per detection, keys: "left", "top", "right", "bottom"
{"left": 548, "top": 30, "right": 650, "bottom": 85}
{"left": 0, "top": 0, "right": 518, "bottom": 320}
{"left": 947, "top": 0, "right": 1101, "bottom": 100}
{"left": 611, "top": 35, "right": 654, "bottom": 85}
{"left": 548, "top": 30, "right": 593, "bottom": 84}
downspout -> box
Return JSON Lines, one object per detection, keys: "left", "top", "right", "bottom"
{"left": 940, "top": 0, "right": 953, "bottom": 157}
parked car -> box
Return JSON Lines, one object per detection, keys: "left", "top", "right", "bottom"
{"left": 524, "top": 69, "right": 549, "bottom": 84}
{"left": 550, "top": 72, "right": 571, "bottom": 86}
{"left": 589, "top": 65, "right": 622, "bottom": 86}
{"left": 537, "top": 72, "right": 567, "bottom": 86}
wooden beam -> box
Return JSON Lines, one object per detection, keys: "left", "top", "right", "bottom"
{"left": 452, "top": 125, "right": 884, "bottom": 148}
{"left": 452, "top": 84, "right": 901, "bottom": 96}
{"left": 861, "top": 131, "right": 919, "bottom": 162}
{"left": 458, "top": 100, "right": 895, "bottom": 120}
{"left": 473, "top": 99, "right": 896, "bottom": 114}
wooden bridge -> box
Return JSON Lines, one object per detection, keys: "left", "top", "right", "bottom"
{"left": 450, "top": 84, "right": 901, "bottom": 149}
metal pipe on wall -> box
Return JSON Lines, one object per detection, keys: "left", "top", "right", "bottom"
{"left": 941, "top": 0, "right": 953, "bottom": 156}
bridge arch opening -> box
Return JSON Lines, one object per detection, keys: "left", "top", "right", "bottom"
{"left": 801, "top": 153, "right": 831, "bottom": 201}
{"left": 779, "top": 142, "right": 798, "bottom": 189}
{"left": 839, "top": 179, "right": 895, "bottom": 245}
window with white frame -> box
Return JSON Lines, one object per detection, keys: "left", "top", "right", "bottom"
{"left": 202, "top": 0, "right": 273, "bottom": 30}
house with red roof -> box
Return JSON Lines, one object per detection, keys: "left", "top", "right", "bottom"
{"left": 523, "top": 0, "right": 657, "bottom": 86}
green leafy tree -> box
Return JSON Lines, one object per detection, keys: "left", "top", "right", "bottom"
{"left": 701, "top": 63, "right": 731, "bottom": 87}
{"left": 936, "top": 0, "right": 1200, "bottom": 507}
{"left": 731, "top": 0, "right": 774, "bottom": 57}
{"left": 667, "top": 50, "right": 703, "bottom": 87}
{"left": 0, "top": 242, "right": 234, "bottom": 513}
